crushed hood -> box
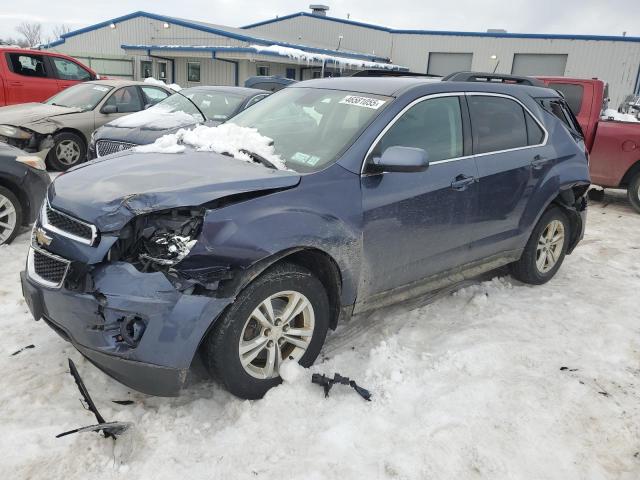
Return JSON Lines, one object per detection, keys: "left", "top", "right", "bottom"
{"left": 49, "top": 149, "right": 300, "bottom": 231}
{"left": 0, "top": 103, "right": 81, "bottom": 129}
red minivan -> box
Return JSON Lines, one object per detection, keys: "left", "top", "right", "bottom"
{"left": 0, "top": 48, "right": 99, "bottom": 106}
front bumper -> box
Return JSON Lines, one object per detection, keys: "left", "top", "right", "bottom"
{"left": 21, "top": 260, "right": 232, "bottom": 396}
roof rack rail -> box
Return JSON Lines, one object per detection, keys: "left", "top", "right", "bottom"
{"left": 351, "top": 69, "right": 439, "bottom": 78}
{"left": 442, "top": 71, "right": 545, "bottom": 87}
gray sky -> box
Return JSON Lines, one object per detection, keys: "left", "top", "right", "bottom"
{"left": 1, "top": 0, "right": 639, "bottom": 42}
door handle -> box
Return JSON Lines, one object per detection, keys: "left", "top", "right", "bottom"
{"left": 451, "top": 175, "right": 476, "bottom": 191}
{"left": 531, "top": 154, "right": 550, "bottom": 170}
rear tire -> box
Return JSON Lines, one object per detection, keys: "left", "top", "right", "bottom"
{"left": 627, "top": 172, "right": 640, "bottom": 214}
{"left": 0, "top": 186, "right": 23, "bottom": 245}
{"left": 47, "top": 132, "right": 86, "bottom": 171}
{"left": 202, "top": 262, "right": 330, "bottom": 399}
{"left": 510, "top": 206, "right": 570, "bottom": 285}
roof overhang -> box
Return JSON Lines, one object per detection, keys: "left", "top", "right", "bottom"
{"left": 121, "top": 44, "right": 408, "bottom": 71}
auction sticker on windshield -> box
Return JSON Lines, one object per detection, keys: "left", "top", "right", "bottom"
{"left": 93, "top": 86, "right": 110, "bottom": 92}
{"left": 339, "top": 95, "right": 386, "bottom": 109}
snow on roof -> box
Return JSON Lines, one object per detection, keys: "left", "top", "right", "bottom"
{"left": 144, "top": 76, "right": 182, "bottom": 91}
{"left": 250, "top": 44, "right": 407, "bottom": 70}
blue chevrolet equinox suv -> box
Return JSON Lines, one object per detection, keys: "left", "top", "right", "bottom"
{"left": 21, "top": 77, "right": 590, "bottom": 399}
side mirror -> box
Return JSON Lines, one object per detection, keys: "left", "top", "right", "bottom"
{"left": 101, "top": 104, "right": 117, "bottom": 114}
{"left": 371, "top": 146, "right": 429, "bottom": 173}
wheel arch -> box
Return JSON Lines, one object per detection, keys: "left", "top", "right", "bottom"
{"left": 619, "top": 159, "right": 640, "bottom": 188}
{"left": 0, "top": 176, "right": 28, "bottom": 225}
{"left": 218, "top": 246, "right": 344, "bottom": 330}
{"left": 53, "top": 127, "right": 89, "bottom": 147}
{"left": 549, "top": 183, "right": 589, "bottom": 254}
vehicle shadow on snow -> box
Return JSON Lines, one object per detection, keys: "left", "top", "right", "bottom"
{"left": 179, "top": 267, "right": 511, "bottom": 402}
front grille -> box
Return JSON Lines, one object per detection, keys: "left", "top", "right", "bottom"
{"left": 42, "top": 202, "right": 96, "bottom": 245}
{"left": 28, "top": 247, "right": 70, "bottom": 288}
{"left": 96, "top": 140, "right": 136, "bottom": 157}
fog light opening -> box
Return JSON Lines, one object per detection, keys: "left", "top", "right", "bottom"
{"left": 118, "top": 316, "right": 147, "bottom": 347}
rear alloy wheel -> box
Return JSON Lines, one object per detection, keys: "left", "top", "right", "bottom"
{"left": 203, "top": 262, "right": 330, "bottom": 399}
{"left": 627, "top": 172, "right": 640, "bottom": 214}
{"left": 47, "top": 132, "right": 86, "bottom": 171}
{"left": 0, "top": 186, "right": 22, "bottom": 245}
{"left": 510, "top": 206, "right": 570, "bottom": 285}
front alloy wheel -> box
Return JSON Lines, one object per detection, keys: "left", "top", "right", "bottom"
{"left": 0, "top": 186, "right": 22, "bottom": 245}
{"left": 203, "top": 262, "right": 330, "bottom": 399}
{"left": 239, "top": 291, "right": 315, "bottom": 379}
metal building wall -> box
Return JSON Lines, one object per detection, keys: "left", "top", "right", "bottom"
{"left": 245, "top": 16, "right": 393, "bottom": 58}
{"left": 391, "top": 34, "right": 640, "bottom": 106}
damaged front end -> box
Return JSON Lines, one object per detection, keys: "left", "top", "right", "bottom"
{"left": 107, "top": 207, "right": 207, "bottom": 289}
{"left": 0, "top": 124, "right": 54, "bottom": 158}
{"left": 21, "top": 205, "right": 237, "bottom": 396}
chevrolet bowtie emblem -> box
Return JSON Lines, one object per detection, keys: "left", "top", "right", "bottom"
{"left": 35, "top": 227, "right": 52, "bottom": 247}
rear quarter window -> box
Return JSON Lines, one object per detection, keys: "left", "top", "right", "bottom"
{"left": 548, "top": 83, "right": 584, "bottom": 115}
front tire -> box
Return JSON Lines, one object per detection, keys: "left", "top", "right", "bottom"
{"left": 627, "top": 172, "right": 640, "bottom": 214}
{"left": 47, "top": 132, "right": 86, "bottom": 171}
{"left": 510, "top": 206, "right": 570, "bottom": 285}
{"left": 0, "top": 186, "right": 22, "bottom": 245}
{"left": 203, "top": 262, "right": 330, "bottom": 399}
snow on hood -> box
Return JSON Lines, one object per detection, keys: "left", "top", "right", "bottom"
{"left": 134, "top": 123, "right": 288, "bottom": 170}
{"left": 602, "top": 108, "right": 639, "bottom": 123}
{"left": 108, "top": 107, "right": 197, "bottom": 130}
{"left": 250, "top": 44, "right": 406, "bottom": 71}
{"left": 144, "top": 77, "right": 182, "bottom": 91}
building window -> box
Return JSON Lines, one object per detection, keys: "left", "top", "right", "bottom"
{"left": 286, "top": 68, "right": 296, "bottom": 80}
{"left": 157, "top": 62, "right": 167, "bottom": 80}
{"left": 140, "top": 60, "right": 152, "bottom": 79}
{"left": 257, "top": 65, "right": 270, "bottom": 76}
{"left": 187, "top": 62, "right": 201, "bottom": 82}
{"left": 312, "top": 69, "right": 322, "bottom": 79}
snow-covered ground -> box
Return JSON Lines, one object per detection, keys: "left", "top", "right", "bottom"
{"left": 1, "top": 192, "right": 639, "bottom": 480}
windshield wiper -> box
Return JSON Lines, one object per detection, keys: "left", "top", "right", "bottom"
{"left": 239, "top": 149, "right": 278, "bottom": 169}
{"left": 175, "top": 91, "right": 207, "bottom": 122}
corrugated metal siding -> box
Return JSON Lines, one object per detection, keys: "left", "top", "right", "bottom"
{"left": 391, "top": 34, "right": 640, "bottom": 105}
{"left": 173, "top": 58, "right": 235, "bottom": 87}
{"left": 47, "top": 16, "right": 246, "bottom": 57}
{"left": 246, "top": 16, "right": 393, "bottom": 58}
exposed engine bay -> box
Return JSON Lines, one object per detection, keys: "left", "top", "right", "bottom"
{"left": 108, "top": 207, "right": 203, "bottom": 275}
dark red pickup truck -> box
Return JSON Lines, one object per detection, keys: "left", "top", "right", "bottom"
{"left": 539, "top": 77, "right": 640, "bottom": 212}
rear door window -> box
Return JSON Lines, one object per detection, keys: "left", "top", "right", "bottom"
{"left": 548, "top": 83, "right": 584, "bottom": 115}
{"left": 7, "top": 53, "right": 50, "bottom": 78}
{"left": 141, "top": 86, "right": 170, "bottom": 106}
{"left": 51, "top": 57, "right": 92, "bottom": 81}
{"left": 375, "top": 96, "right": 464, "bottom": 162}
{"left": 104, "top": 86, "right": 143, "bottom": 113}
{"left": 468, "top": 95, "right": 532, "bottom": 154}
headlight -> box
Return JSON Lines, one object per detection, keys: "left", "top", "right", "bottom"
{"left": 140, "top": 233, "right": 198, "bottom": 266}
{"left": 16, "top": 155, "right": 46, "bottom": 170}
{"left": 0, "top": 125, "right": 32, "bottom": 140}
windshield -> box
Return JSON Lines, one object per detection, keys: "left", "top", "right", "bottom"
{"left": 45, "top": 83, "right": 113, "bottom": 111}
{"left": 229, "top": 88, "right": 390, "bottom": 173}
{"left": 183, "top": 90, "right": 246, "bottom": 121}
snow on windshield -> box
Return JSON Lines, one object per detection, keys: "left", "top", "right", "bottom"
{"left": 602, "top": 108, "right": 639, "bottom": 122}
{"left": 144, "top": 77, "right": 182, "bottom": 92}
{"left": 134, "top": 123, "right": 288, "bottom": 170}
{"left": 109, "top": 107, "right": 197, "bottom": 129}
